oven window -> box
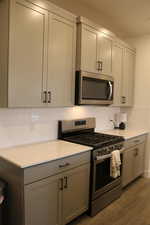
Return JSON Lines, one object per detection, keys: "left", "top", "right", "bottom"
{"left": 95, "top": 158, "right": 115, "bottom": 191}
{"left": 82, "top": 77, "right": 109, "bottom": 100}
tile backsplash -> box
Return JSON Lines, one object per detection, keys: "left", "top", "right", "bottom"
{"left": 0, "top": 106, "right": 120, "bottom": 148}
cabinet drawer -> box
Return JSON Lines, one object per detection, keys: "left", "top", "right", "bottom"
{"left": 24, "top": 151, "right": 90, "bottom": 184}
{"left": 124, "top": 135, "right": 146, "bottom": 149}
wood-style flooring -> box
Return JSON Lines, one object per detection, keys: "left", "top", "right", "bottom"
{"left": 69, "top": 178, "right": 150, "bottom": 225}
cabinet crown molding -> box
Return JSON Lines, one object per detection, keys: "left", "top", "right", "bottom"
{"left": 21, "top": 0, "right": 77, "bottom": 22}
{"left": 77, "top": 16, "right": 116, "bottom": 39}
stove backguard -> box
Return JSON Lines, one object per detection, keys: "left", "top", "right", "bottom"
{"left": 58, "top": 117, "right": 96, "bottom": 139}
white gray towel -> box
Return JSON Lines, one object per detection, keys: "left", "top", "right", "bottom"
{"left": 110, "top": 150, "right": 121, "bottom": 179}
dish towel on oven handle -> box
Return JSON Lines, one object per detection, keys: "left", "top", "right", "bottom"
{"left": 110, "top": 150, "right": 121, "bottom": 179}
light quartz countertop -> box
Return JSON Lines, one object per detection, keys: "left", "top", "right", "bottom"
{"left": 100, "top": 129, "right": 148, "bottom": 140}
{"left": 0, "top": 140, "right": 92, "bottom": 169}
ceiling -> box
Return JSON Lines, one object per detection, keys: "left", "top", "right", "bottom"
{"left": 79, "top": 0, "right": 150, "bottom": 37}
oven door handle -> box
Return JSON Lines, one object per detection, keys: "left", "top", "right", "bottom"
{"left": 95, "top": 148, "right": 125, "bottom": 162}
{"left": 108, "top": 81, "right": 113, "bottom": 100}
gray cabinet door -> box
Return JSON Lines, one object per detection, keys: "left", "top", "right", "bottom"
{"left": 47, "top": 14, "right": 76, "bottom": 107}
{"left": 81, "top": 26, "right": 98, "bottom": 73}
{"left": 112, "top": 44, "right": 124, "bottom": 106}
{"left": 25, "top": 174, "right": 62, "bottom": 225}
{"left": 122, "top": 142, "right": 145, "bottom": 187}
{"left": 97, "top": 34, "right": 112, "bottom": 76}
{"left": 122, "top": 48, "right": 135, "bottom": 106}
{"left": 122, "top": 147, "right": 135, "bottom": 187}
{"left": 9, "top": 0, "right": 48, "bottom": 107}
{"left": 133, "top": 143, "right": 145, "bottom": 179}
{"left": 62, "top": 164, "right": 90, "bottom": 225}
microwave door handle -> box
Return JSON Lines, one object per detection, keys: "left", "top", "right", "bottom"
{"left": 108, "top": 81, "right": 113, "bottom": 100}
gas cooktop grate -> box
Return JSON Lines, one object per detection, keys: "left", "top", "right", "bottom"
{"left": 63, "top": 132, "right": 124, "bottom": 148}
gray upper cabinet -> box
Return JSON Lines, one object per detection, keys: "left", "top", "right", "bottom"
{"left": 77, "top": 17, "right": 135, "bottom": 106}
{"left": 76, "top": 17, "right": 113, "bottom": 75}
{"left": 0, "top": 0, "right": 76, "bottom": 107}
{"left": 77, "top": 24, "right": 98, "bottom": 73}
{"left": 122, "top": 48, "right": 135, "bottom": 106}
{"left": 97, "top": 34, "right": 112, "bottom": 75}
{"left": 112, "top": 44, "right": 124, "bottom": 106}
{"left": 9, "top": 0, "right": 48, "bottom": 107}
{"left": 112, "top": 41, "right": 135, "bottom": 107}
{"left": 47, "top": 14, "right": 76, "bottom": 107}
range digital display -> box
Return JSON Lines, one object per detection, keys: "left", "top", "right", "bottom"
{"left": 75, "top": 120, "right": 86, "bottom": 126}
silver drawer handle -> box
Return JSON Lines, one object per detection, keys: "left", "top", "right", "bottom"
{"left": 59, "top": 163, "right": 70, "bottom": 168}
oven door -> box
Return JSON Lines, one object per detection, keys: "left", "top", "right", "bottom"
{"left": 92, "top": 152, "right": 123, "bottom": 200}
{"left": 75, "top": 71, "right": 114, "bottom": 105}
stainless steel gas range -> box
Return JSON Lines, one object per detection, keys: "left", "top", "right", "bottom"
{"left": 58, "top": 117, "right": 125, "bottom": 216}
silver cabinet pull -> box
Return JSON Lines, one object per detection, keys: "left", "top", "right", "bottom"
{"left": 48, "top": 91, "right": 51, "bottom": 103}
{"left": 121, "top": 96, "right": 126, "bottom": 104}
{"left": 43, "top": 91, "right": 47, "bottom": 103}
{"left": 134, "top": 148, "right": 138, "bottom": 156}
{"left": 59, "top": 178, "right": 63, "bottom": 191}
{"left": 97, "top": 61, "right": 103, "bottom": 72}
{"left": 59, "top": 163, "right": 70, "bottom": 168}
{"left": 100, "top": 61, "right": 103, "bottom": 71}
{"left": 108, "top": 81, "right": 113, "bottom": 100}
{"left": 64, "top": 176, "right": 68, "bottom": 189}
{"left": 97, "top": 61, "right": 100, "bottom": 71}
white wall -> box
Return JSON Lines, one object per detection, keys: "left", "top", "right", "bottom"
{"left": 122, "top": 35, "right": 150, "bottom": 177}
{"left": 0, "top": 106, "right": 120, "bottom": 148}
{"left": 49, "top": 0, "right": 122, "bottom": 37}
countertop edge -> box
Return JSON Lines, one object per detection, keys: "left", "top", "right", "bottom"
{"left": 99, "top": 129, "right": 149, "bottom": 140}
{"left": 0, "top": 142, "right": 92, "bottom": 169}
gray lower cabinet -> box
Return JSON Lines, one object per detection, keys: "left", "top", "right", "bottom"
{"left": 24, "top": 163, "right": 90, "bottom": 225}
{"left": 122, "top": 142, "right": 145, "bottom": 187}
{"left": 0, "top": 151, "right": 90, "bottom": 225}
{"left": 62, "top": 164, "right": 90, "bottom": 225}
{"left": 122, "top": 147, "right": 134, "bottom": 187}
{"left": 25, "top": 173, "right": 62, "bottom": 225}
{"left": 133, "top": 143, "right": 145, "bottom": 179}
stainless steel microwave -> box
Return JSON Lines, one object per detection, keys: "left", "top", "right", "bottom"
{"left": 75, "top": 71, "right": 114, "bottom": 105}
